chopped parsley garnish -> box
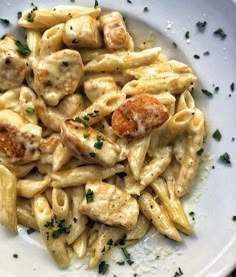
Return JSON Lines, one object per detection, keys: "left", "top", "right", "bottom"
{"left": 219, "top": 152, "right": 231, "bottom": 164}
{"left": 230, "top": 82, "right": 235, "bottom": 92}
{"left": 185, "top": 31, "right": 190, "bottom": 39}
{"left": 193, "top": 54, "right": 200, "bottom": 59}
{"left": 89, "top": 152, "right": 96, "bottom": 158}
{"left": 51, "top": 219, "right": 71, "bottom": 239}
{"left": 172, "top": 42, "right": 177, "bottom": 48}
{"left": 74, "top": 117, "right": 88, "bottom": 128}
{"left": 94, "top": 0, "right": 99, "bottom": 9}
{"left": 115, "top": 172, "right": 127, "bottom": 178}
{"left": 83, "top": 115, "right": 90, "bottom": 121}
{"left": 201, "top": 89, "right": 213, "bottom": 97}
{"left": 87, "top": 110, "right": 99, "bottom": 117}
{"left": 214, "top": 86, "right": 219, "bottom": 93}
{"left": 143, "top": 7, "right": 149, "bottom": 12}
{"left": 71, "top": 0, "right": 75, "bottom": 2}
{"left": 196, "top": 148, "right": 204, "bottom": 156}
{"left": 232, "top": 216, "right": 236, "bottom": 221}
{"left": 212, "top": 129, "right": 222, "bottom": 141}
{"left": 189, "top": 211, "right": 195, "bottom": 220}
{"left": 116, "top": 261, "right": 125, "bottom": 265}
{"left": 0, "top": 18, "right": 10, "bottom": 26}
{"left": 127, "top": 0, "right": 133, "bottom": 3}
{"left": 98, "top": 261, "right": 109, "bottom": 274}
{"left": 25, "top": 107, "right": 35, "bottom": 114}
{"left": 15, "top": 40, "right": 31, "bottom": 56}
{"left": 1, "top": 34, "right": 7, "bottom": 40}
{"left": 13, "top": 254, "right": 18, "bottom": 259}
{"left": 44, "top": 218, "right": 54, "bottom": 229}
{"left": 118, "top": 234, "right": 127, "bottom": 245}
{"left": 73, "top": 217, "right": 77, "bottom": 223}
{"left": 196, "top": 21, "right": 207, "bottom": 30}
{"left": 83, "top": 133, "right": 90, "bottom": 139}
{"left": 26, "top": 228, "right": 36, "bottom": 235}
{"left": 86, "top": 189, "right": 94, "bottom": 203}
{"left": 101, "top": 246, "right": 106, "bottom": 253}
{"left": 27, "top": 12, "right": 34, "bottom": 22}
{"left": 213, "top": 28, "right": 227, "bottom": 39}
{"left": 203, "top": 51, "right": 210, "bottom": 56}
{"left": 107, "top": 239, "right": 113, "bottom": 246}
{"left": 121, "top": 247, "right": 134, "bottom": 265}
{"left": 94, "top": 136, "right": 104, "bottom": 149}
{"left": 18, "top": 12, "right": 22, "bottom": 19}
{"left": 72, "top": 38, "right": 79, "bottom": 44}
{"left": 62, "top": 61, "right": 69, "bottom": 66}
{"left": 173, "top": 267, "right": 183, "bottom": 277}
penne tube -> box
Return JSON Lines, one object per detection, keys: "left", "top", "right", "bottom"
{"left": 175, "top": 108, "right": 205, "bottom": 197}
{"left": 89, "top": 225, "right": 126, "bottom": 268}
{"left": 51, "top": 164, "right": 124, "bottom": 188}
{"left": 85, "top": 47, "right": 161, "bottom": 72}
{"left": 33, "top": 194, "right": 71, "bottom": 268}
{"left": 52, "top": 188, "right": 70, "bottom": 221}
{"left": 19, "top": 7, "right": 101, "bottom": 29}
{"left": 72, "top": 230, "right": 88, "bottom": 259}
{"left": 0, "top": 165, "right": 17, "bottom": 233}
{"left": 26, "top": 30, "right": 41, "bottom": 57}
{"left": 126, "top": 213, "right": 150, "bottom": 240}
{"left": 65, "top": 187, "right": 88, "bottom": 245}
{"left": 122, "top": 72, "right": 197, "bottom": 96}
{"left": 17, "top": 175, "right": 51, "bottom": 198}
{"left": 140, "top": 146, "right": 172, "bottom": 187}
{"left": 52, "top": 143, "right": 73, "bottom": 173}
{"left": 177, "top": 90, "right": 195, "bottom": 112}
{"left": 138, "top": 192, "right": 182, "bottom": 242}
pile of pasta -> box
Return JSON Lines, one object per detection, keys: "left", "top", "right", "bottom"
{"left": 0, "top": 5, "right": 205, "bottom": 269}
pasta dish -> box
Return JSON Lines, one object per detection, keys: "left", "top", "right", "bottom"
{"left": 0, "top": 4, "right": 205, "bottom": 273}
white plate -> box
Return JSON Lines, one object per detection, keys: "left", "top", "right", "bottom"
{"left": 0, "top": 0, "right": 236, "bottom": 276}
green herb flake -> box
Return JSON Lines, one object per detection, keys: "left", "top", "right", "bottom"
{"left": 196, "top": 21, "right": 207, "bottom": 30}
{"left": 25, "top": 107, "right": 35, "bottom": 114}
{"left": 196, "top": 148, "right": 204, "bottom": 156}
{"left": 98, "top": 261, "right": 109, "bottom": 275}
{"left": 89, "top": 152, "right": 96, "bottom": 158}
{"left": 26, "top": 228, "right": 36, "bottom": 235}
{"left": 201, "top": 89, "right": 213, "bottom": 97}
{"left": 213, "top": 28, "right": 227, "bottom": 39}
{"left": 173, "top": 267, "right": 183, "bottom": 277}
{"left": 74, "top": 117, "right": 88, "bottom": 128}
{"left": 1, "top": 34, "right": 7, "bottom": 40}
{"left": 107, "top": 239, "right": 113, "bottom": 246}
{"left": 232, "top": 216, "right": 236, "bottom": 221}
{"left": 143, "top": 7, "right": 149, "bottom": 12}
{"left": 44, "top": 218, "right": 54, "bottom": 229}
{"left": 51, "top": 220, "right": 71, "bottom": 239}
{"left": 13, "top": 254, "right": 18, "bottom": 259}
{"left": 127, "top": 0, "right": 133, "bottom": 3}
{"left": 71, "top": 0, "right": 75, "bottom": 2}
{"left": 73, "top": 217, "right": 77, "bottom": 223}
{"left": 17, "top": 12, "right": 22, "bottom": 19}
{"left": 121, "top": 247, "right": 134, "bottom": 265}
{"left": 27, "top": 12, "right": 34, "bottom": 23}
{"left": 15, "top": 40, "right": 31, "bottom": 56}
{"left": 230, "top": 82, "right": 235, "bottom": 92}
{"left": 86, "top": 189, "right": 94, "bottom": 203}
{"left": 94, "top": 135, "right": 104, "bottom": 149}
{"left": 101, "top": 246, "right": 106, "bottom": 253}
{"left": 212, "top": 129, "right": 222, "bottom": 141}
{"left": 82, "top": 115, "right": 90, "bottom": 121}
{"left": 193, "top": 54, "right": 200, "bottom": 59}
{"left": 214, "top": 86, "right": 219, "bottom": 93}
{"left": 94, "top": 0, "right": 99, "bottom": 9}
{"left": 203, "top": 51, "right": 210, "bottom": 56}
{"left": 62, "top": 61, "right": 69, "bottom": 66}
{"left": 172, "top": 42, "right": 177, "bottom": 48}
{"left": 115, "top": 171, "right": 127, "bottom": 178}
{"left": 185, "top": 31, "right": 190, "bottom": 39}
{"left": 0, "top": 18, "right": 10, "bottom": 26}
{"left": 116, "top": 261, "right": 125, "bottom": 265}
{"left": 219, "top": 152, "right": 231, "bottom": 164}
{"left": 118, "top": 234, "right": 127, "bottom": 245}
{"left": 83, "top": 133, "right": 90, "bottom": 139}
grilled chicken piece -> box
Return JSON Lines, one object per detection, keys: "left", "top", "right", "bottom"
{"left": 61, "top": 119, "right": 121, "bottom": 167}
{"left": 34, "top": 49, "right": 84, "bottom": 106}
{"left": 0, "top": 36, "right": 26, "bottom": 91}
{"left": 63, "top": 16, "right": 102, "bottom": 48}
{"left": 0, "top": 110, "right": 41, "bottom": 164}
{"left": 100, "top": 12, "right": 129, "bottom": 51}
{"left": 112, "top": 94, "right": 169, "bottom": 141}
{"left": 79, "top": 181, "right": 139, "bottom": 230}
